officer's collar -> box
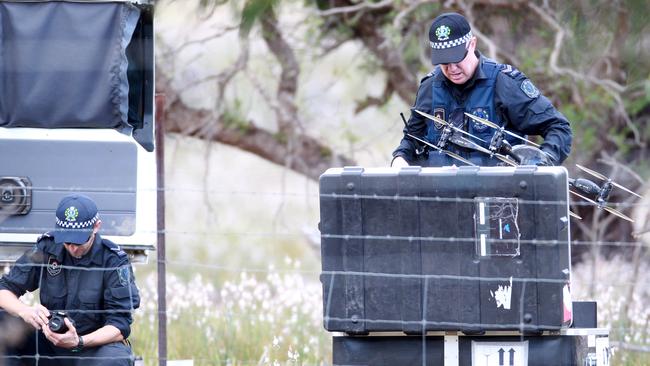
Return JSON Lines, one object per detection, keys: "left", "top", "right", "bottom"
{"left": 85, "top": 234, "right": 105, "bottom": 265}
{"left": 475, "top": 52, "right": 490, "bottom": 80}
{"left": 48, "top": 234, "right": 105, "bottom": 265}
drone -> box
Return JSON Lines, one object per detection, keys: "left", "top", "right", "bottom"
{"left": 401, "top": 110, "right": 644, "bottom": 222}
{"left": 568, "top": 164, "right": 642, "bottom": 223}
{"left": 412, "top": 110, "right": 518, "bottom": 167}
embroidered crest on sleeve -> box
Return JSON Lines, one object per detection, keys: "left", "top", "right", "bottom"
{"left": 117, "top": 266, "right": 130, "bottom": 286}
{"left": 520, "top": 79, "right": 540, "bottom": 98}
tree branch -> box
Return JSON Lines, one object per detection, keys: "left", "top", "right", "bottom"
{"left": 316, "top": 0, "right": 394, "bottom": 17}
{"left": 163, "top": 24, "right": 240, "bottom": 57}
{"left": 354, "top": 83, "right": 394, "bottom": 113}
{"left": 260, "top": 8, "right": 301, "bottom": 136}
{"left": 156, "top": 72, "right": 355, "bottom": 181}
{"left": 326, "top": 1, "right": 418, "bottom": 106}
{"left": 528, "top": 2, "right": 643, "bottom": 147}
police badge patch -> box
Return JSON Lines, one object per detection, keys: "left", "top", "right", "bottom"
{"left": 117, "top": 266, "right": 130, "bottom": 286}
{"left": 433, "top": 108, "right": 446, "bottom": 129}
{"left": 470, "top": 108, "right": 490, "bottom": 132}
{"left": 48, "top": 256, "right": 61, "bottom": 277}
{"left": 435, "top": 25, "right": 451, "bottom": 41}
{"left": 521, "top": 79, "right": 540, "bottom": 98}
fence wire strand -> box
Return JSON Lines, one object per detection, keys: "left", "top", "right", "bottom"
{"left": 1, "top": 185, "right": 649, "bottom": 365}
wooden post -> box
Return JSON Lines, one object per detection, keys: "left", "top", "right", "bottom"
{"left": 155, "top": 93, "right": 167, "bottom": 366}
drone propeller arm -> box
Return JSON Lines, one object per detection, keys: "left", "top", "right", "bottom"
{"left": 496, "top": 140, "right": 522, "bottom": 164}
{"left": 569, "top": 178, "right": 602, "bottom": 196}
{"left": 414, "top": 110, "right": 486, "bottom": 142}
{"left": 405, "top": 133, "right": 475, "bottom": 166}
{"left": 575, "top": 164, "right": 644, "bottom": 199}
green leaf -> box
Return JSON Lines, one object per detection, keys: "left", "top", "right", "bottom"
{"left": 240, "top": 0, "right": 279, "bottom": 36}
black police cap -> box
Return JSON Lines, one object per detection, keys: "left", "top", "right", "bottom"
{"left": 428, "top": 13, "right": 473, "bottom": 65}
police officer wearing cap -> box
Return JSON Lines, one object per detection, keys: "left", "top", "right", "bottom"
{"left": 0, "top": 194, "right": 140, "bottom": 366}
{"left": 392, "top": 12, "right": 572, "bottom": 167}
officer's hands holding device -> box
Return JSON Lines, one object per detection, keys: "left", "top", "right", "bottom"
{"left": 18, "top": 304, "right": 50, "bottom": 330}
{"left": 42, "top": 312, "right": 82, "bottom": 350}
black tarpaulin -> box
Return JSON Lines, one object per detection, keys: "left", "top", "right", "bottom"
{"left": 0, "top": 1, "right": 140, "bottom": 128}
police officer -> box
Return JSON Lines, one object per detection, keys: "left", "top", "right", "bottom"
{"left": 392, "top": 12, "right": 572, "bottom": 167}
{"left": 0, "top": 194, "right": 140, "bottom": 366}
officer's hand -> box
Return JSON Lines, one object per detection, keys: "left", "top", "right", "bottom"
{"left": 43, "top": 316, "right": 79, "bottom": 349}
{"left": 18, "top": 304, "right": 50, "bottom": 330}
{"left": 391, "top": 156, "right": 409, "bottom": 168}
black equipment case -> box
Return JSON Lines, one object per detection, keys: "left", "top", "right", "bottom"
{"left": 332, "top": 329, "right": 609, "bottom": 366}
{"left": 319, "top": 166, "right": 572, "bottom": 334}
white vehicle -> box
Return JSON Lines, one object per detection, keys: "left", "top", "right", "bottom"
{"left": 0, "top": 0, "right": 156, "bottom": 264}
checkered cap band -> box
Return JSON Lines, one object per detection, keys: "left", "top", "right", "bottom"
{"left": 430, "top": 31, "right": 473, "bottom": 50}
{"left": 56, "top": 214, "right": 99, "bottom": 229}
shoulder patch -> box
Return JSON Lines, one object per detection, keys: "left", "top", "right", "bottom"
{"left": 117, "top": 266, "right": 131, "bottom": 286}
{"left": 520, "top": 79, "right": 540, "bottom": 98}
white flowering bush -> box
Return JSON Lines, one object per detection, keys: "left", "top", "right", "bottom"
{"left": 131, "top": 259, "right": 331, "bottom": 365}
{"left": 572, "top": 255, "right": 650, "bottom": 365}
{"left": 128, "top": 253, "right": 650, "bottom": 365}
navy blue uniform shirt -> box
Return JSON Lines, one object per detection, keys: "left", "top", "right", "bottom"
{"left": 393, "top": 53, "right": 572, "bottom": 165}
{"left": 0, "top": 234, "right": 140, "bottom": 338}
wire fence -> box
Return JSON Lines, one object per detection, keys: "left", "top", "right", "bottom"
{"left": 0, "top": 185, "right": 649, "bottom": 365}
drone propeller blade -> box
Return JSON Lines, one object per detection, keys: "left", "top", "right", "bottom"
{"left": 602, "top": 205, "right": 634, "bottom": 223}
{"left": 610, "top": 181, "right": 644, "bottom": 199}
{"left": 575, "top": 164, "right": 644, "bottom": 198}
{"left": 495, "top": 154, "right": 518, "bottom": 167}
{"left": 575, "top": 164, "right": 608, "bottom": 181}
{"left": 414, "top": 110, "right": 486, "bottom": 142}
{"left": 569, "top": 211, "right": 582, "bottom": 220}
{"left": 453, "top": 136, "right": 493, "bottom": 155}
{"left": 406, "top": 133, "right": 476, "bottom": 166}
{"left": 444, "top": 150, "right": 476, "bottom": 166}
{"left": 464, "top": 113, "right": 542, "bottom": 148}
{"left": 463, "top": 112, "right": 500, "bottom": 129}
{"left": 569, "top": 190, "right": 599, "bottom": 205}
{"left": 570, "top": 190, "right": 635, "bottom": 222}
{"left": 452, "top": 136, "right": 519, "bottom": 167}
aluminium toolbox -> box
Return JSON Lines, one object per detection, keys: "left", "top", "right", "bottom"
{"left": 319, "top": 166, "right": 572, "bottom": 334}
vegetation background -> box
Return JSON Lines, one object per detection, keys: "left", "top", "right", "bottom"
{"left": 131, "top": 0, "right": 650, "bottom": 365}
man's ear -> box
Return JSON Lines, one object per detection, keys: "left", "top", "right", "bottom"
{"left": 93, "top": 220, "right": 102, "bottom": 234}
{"left": 467, "top": 37, "right": 477, "bottom": 51}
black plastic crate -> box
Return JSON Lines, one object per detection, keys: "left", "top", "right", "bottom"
{"left": 319, "top": 166, "right": 572, "bottom": 333}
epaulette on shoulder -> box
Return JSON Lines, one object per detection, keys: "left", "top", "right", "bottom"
{"left": 420, "top": 71, "right": 435, "bottom": 83}
{"left": 37, "top": 232, "right": 53, "bottom": 243}
{"left": 500, "top": 64, "right": 522, "bottom": 78}
{"left": 102, "top": 239, "right": 127, "bottom": 257}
